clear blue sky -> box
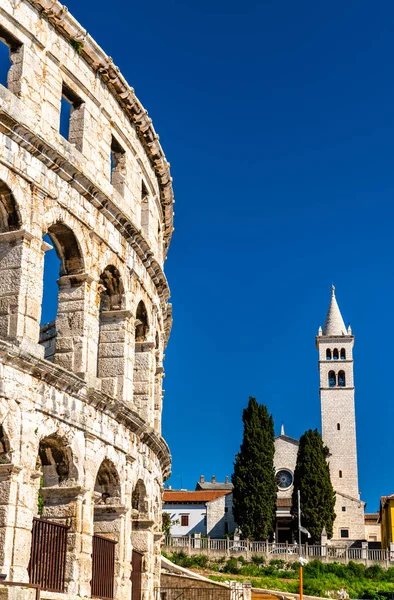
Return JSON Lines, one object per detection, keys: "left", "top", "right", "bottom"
{"left": 12, "top": 0, "right": 394, "bottom": 512}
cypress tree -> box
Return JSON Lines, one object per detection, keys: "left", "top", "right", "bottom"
{"left": 292, "top": 428, "right": 336, "bottom": 543}
{"left": 232, "top": 397, "right": 277, "bottom": 540}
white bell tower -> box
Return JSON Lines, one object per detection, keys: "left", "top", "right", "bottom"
{"left": 316, "top": 286, "right": 365, "bottom": 542}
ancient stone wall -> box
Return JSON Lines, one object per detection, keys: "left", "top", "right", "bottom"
{"left": 0, "top": 0, "right": 174, "bottom": 598}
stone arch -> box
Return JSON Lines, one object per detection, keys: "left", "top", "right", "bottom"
{"left": 37, "top": 433, "right": 78, "bottom": 487}
{"left": 94, "top": 458, "right": 121, "bottom": 505}
{"left": 45, "top": 222, "right": 84, "bottom": 276}
{"left": 132, "top": 479, "right": 148, "bottom": 515}
{"left": 326, "top": 348, "right": 332, "bottom": 360}
{"left": 135, "top": 300, "right": 149, "bottom": 342}
{"left": 328, "top": 370, "right": 336, "bottom": 388}
{"left": 338, "top": 370, "right": 346, "bottom": 387}
{"left": 340, "top": 348, "right": 346, "bottom": 360}
{"left": 99, "top": 265, "right": 125, "bottom": 311}
{"left": 0, "top": 180, "right": 21, "bottom": 232}
{"left": 333, "top": 348, "right": 339, "bottom": 360}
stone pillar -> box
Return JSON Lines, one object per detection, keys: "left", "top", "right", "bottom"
{"left": 321, "top": 527, "right": 327, "bottom": 559}
{"left": 361, "top": 541, "right": 368, "bottom": 561}
{"left": 39, "top": 485, "right": 92, "bottom": 597}
{"left": 0, "top": 464, "right": 36, "bottom": 583}
{"left": 153, "top": 359, "right": 163, "bottom": 432}
{"left": 55, "top": 273, "right": 95, "bottom": 376}
{"left": 131, "top": 517, "right": 155, "bottom": 600}
{"left": 97, "top": 310, "right": 133, "bottom": 402}
{"left": 0, "top": 230, "right": 49, "bottom": 358}
{"left": 134, "top": 341, "right": 155, "bottom": 425}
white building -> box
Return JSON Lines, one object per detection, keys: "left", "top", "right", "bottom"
{"left": 163, "top": 489, "right": 236, "bottom": 537}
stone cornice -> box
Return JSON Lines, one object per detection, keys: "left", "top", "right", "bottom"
{"left": 0, "top": 340, "right": 172, "bottom": 479}
{"left": 23, "top": 0, "right": 174, "bottom": 253}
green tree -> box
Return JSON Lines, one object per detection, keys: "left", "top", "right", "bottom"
{"left": 232, "top": 397, "right": 277, "bottom": 540}
{"left": 292, "top": 429, "right": 336, "bottom": 543}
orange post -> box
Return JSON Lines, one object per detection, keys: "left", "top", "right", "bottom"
{"left": 299, "top": 565, "right": 303, "bottom": 600}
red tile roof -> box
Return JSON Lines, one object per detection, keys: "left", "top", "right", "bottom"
{"left": 163, "top": 490, "right": 231, "bottom": 503}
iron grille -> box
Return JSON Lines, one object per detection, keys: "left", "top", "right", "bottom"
{"left": 28, "top": 517, "right": 68, "bottom": 593}
{"left": 91, "top": 534, "right": 116, "bottom": 600}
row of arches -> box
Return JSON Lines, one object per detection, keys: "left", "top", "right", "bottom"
{"left": 0, "top": 180, "right": 163, "bottom": 427}
{"left": 328, "top": 370, "right": 346, "bottom": 388}
{"left": 326, "top": 348, "right": 346, "bottom": 360}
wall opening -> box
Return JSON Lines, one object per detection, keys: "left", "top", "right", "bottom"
{"left": 60, "top": 84, "right": 84, "bottom": 150}
{"left": 338, "top": 370, "right": 346, "bottom": 387}
{"left": 132, "top": 479, "right": 148, "bottom": 516}
{"left": 340, "top": 348, "right": 346, "bottom": 360}
{"left": 0, "top": 180, "right": 20, "bottom": 232}
{"left": 333, "top": 348, "right": 339, "bottom": 360}
{"left": 339, "top": 470, "right": 343, "bottom": 478}
{"left": 110, "top": 136, "right": 126, "bottom": 194}
{"left": 0, "top": 26, "right": 22, "bottom": 94}
{"left": 328, "top": 370, "right": 336, "bottom": 388}
{"left": 326, "top": 349, "right": 332, "bottom": 360}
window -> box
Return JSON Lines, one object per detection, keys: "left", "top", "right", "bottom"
{"left": 340, "top": 529, "right": 349, "bottom": 538}
{"left": 0, "top": 26, "right": 22, "bottom": 94}
{"left": 337, "top": 423, "right": 341, "bottom": 431}
{"left": 328, "top": 371, "right": 336, "bottom": 388}
{"left": 326, "top": 349, "right": 332, "bottom": 360}
{"left": 338, "top": 370, "right": 346, "bottom": 387}
{"left": 181, "top": 515, "right": 189, "bottom": 527}
{"left": 60, "top": 83, "right": 84, "bottom": 150}
{"left": 333, "top": 348, "right": 339, "bottom": 360}
{"left": 340, "top": 348, "right": 346, "bottom": 360}
{"left": 110, "top": 135, "right": 126, "bottom": 194}
{"left": 339, "top": 470, "right": 343, "bottom": 478}
{"left": 342, "top": 506, "right": 346, "bottom": 512}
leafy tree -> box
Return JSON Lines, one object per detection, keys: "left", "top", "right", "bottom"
{"left": 292, "top": 429, "right": 336, "bottom": 543}
{"left": 232, "top": 397, "right": 277, "bottom": 540}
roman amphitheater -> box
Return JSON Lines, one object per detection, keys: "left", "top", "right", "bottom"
{"left": 0, "top": 0, "right": 174, "bottom": 598}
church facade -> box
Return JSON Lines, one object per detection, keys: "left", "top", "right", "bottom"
{"left": 274, "top": 286, "right": 365, "bottom": 544}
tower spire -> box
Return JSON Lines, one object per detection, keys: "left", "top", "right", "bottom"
{"left": 322, "top": 285, "right": 347, "bottom": 336}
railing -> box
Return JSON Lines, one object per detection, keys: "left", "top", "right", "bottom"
{"left": 91, "top": 534, "right": 116, "bottom": 600}
{"left": 155, "top": 589, "right": 239, "bottom": 599}
{"left": 28, "top": 517, "right": 68, "bottom": 593}
{"left": 163, "top": 537, "right": 391, "bottom": 564}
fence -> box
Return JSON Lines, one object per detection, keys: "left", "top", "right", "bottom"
{"left": 91, "top": 534, "right": 116, "bottom": 600}
{"left": 28, "top": 517, "right": 68, "bottom": 593}
{"left": 163, "top": 537, "right": 390, "bottom": 565}
{"left": 155, "top": 589, "right": 244, "bottom": 600}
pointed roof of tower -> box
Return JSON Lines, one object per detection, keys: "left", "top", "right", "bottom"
{"left": 323, "top": 286, "right": 347, "bottom": 336}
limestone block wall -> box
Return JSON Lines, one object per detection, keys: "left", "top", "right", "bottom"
{"left": 0, "top": 0, "right": 175, "bottom": 598}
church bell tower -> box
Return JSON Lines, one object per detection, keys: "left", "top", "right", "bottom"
{"left": 316, "top": 286, "right": 365, "bottom": 542}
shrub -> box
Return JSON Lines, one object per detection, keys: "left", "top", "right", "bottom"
{"left": 223, "top": 558, "right": 239, "bottom": 574}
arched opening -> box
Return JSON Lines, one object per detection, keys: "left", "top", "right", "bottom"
{"left": 97, "top": 266, "right": 129, "bottom": 399}
{"left": 328, "top": 371, "right": 336, "bottom": 388}
{"left": 39, "top": 224, "right": 86, "bottom": 372}
{"left": 340, "top": 348, "right": 346, "bottom": 360}
{"left": 94, "top": 459, "right": 121, "bottom": 505}
{"left": 0, "top": 424, "right": 11, "bottom": 464}
{"left": 333, "top": 348, "right": 339, "bottom": 360}
{"left": 132, "top": 479, "right": 148, "bottom": 516}
{"left": 37, "top": 434, "right": 77, "bottom": 490}
{"left": 135, "top": 301, "right": 149, "bottom": 342}
{"left": 0, "top": 180, "right": 20, "bottom": 232}
{"left": 338, "top": 370, "right": 346, "bottom": 387}
{"left": 134, "top": 301, "right": 154, "bottom": 423}
{"left": 326, "top": 349, "right": 332, "bottom": 360}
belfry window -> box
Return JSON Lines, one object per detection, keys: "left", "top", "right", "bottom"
{"left": 326, "top": 349, "right": 332, "bottom": 360}
{"left": 333, "top": 348, "right": 339, "bottom": 360}
{"left": 340, "top": 348, "right": 346, "bottom": 360}
{"left": 328, "top": 371, "right": 336, "bottom": 388}
{"left": 338, "top": 370, "right": 345, "bottom": 387}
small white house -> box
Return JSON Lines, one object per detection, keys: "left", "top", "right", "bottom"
{"left": 163, "top": 489, "right": 235, "bottom": 537}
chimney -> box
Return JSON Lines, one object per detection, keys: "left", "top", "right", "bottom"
{"left": 211, "top": 475, "right": 216, "bottom": 483}
{"left": 200, "top": 475, "right": 205, "bottom": 483}
{"left": 225, "top": 476, "right": 229, "bottom": 484}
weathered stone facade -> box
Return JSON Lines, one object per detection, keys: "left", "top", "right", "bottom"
{"left": 0, "top": 0, "right": 174, "bottom": 598}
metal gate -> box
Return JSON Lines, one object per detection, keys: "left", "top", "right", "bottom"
{"left": 131, "top": 550, "right": 143, "bottom": 600}
{"left": 91, "top": 534, "right": 116, "bottom": 599}
{"left": 28, "top": 517, "right": 68, "bottom": 593}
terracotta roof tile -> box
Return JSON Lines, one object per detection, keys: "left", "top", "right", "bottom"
{"left": 163, "top": 490, "right": 231, "bottom": 503}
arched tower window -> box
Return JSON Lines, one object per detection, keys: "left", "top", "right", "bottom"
{"left": 338, "top": 371, "right": 346, "bottom": 387}
{"left": 340, "top": 348, "right": 346, "bottom": 360}
{"left": 333, "top": 348, "right": 339, "bottom": 360}
{"left": 326, "top": 349, "right": 332, "bottom": 360}
{"left": 328, "top": 371, "right": 336, "bottom": 388}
